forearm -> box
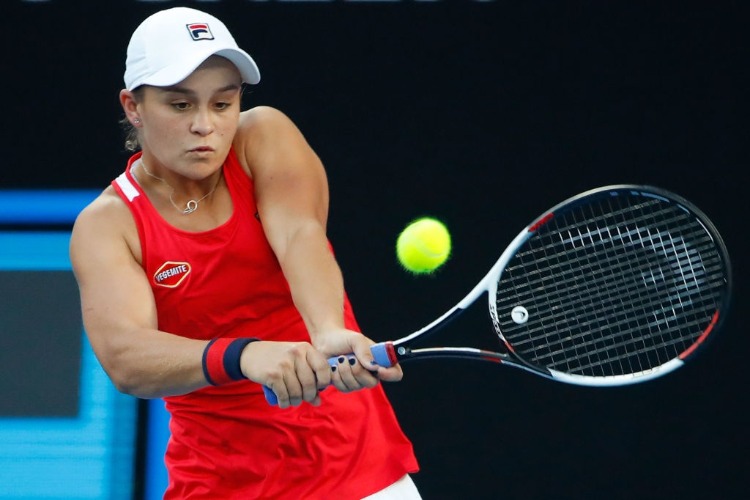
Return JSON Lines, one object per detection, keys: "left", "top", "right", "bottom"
{"left": 277, "top": 224, "right": 347, "bottom": 340}
{"left": 89, "top": 324, "right": 209, "bottom": 399}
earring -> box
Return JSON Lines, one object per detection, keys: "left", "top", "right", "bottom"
{"left": 133, "top": 118, "right": 141, "bottom": 125}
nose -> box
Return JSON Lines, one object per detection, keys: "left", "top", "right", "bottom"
{"left": 190, "top": 108, "right": 214, "bottom": 136}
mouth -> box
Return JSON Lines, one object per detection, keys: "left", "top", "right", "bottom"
{"left": 190, "top": 146, "right": 214, "bottom": 153}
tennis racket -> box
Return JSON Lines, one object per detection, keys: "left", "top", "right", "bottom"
{"left": 264, "top": 185, "right": 731, "bottom": 405}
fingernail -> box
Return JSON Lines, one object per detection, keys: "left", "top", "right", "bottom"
{"left": 348, "top": 357, "right": 356, "bottom": 366}
{"left": 331, "top": 365, "right": 337, "bottom": 372}
{"left": 338, "top": 356, "right": 346, "bottom": 364}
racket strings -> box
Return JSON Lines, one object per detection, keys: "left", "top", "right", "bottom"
{"left": 502, "top": 229, "right": 722, "bottom": 331}
{"left": 503, "top": 233, "right": 721, "bottom": 310}
{"left": 504, "top": 239, "right": 724, "bottom": 334}
{"left": 494, "top": 194, "right": 727, "bottom": 377}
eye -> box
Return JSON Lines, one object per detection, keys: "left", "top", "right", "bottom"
{"left": 172, "top": 102, "right": 191, "bottom": 111}
{"left": 214, "top": 101, "right": 232, "bottom": 111}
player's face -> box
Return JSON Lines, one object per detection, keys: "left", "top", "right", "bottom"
{"left": 136, "top": 56, "right": 242, "bottom": 180}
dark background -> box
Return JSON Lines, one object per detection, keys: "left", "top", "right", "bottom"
{"left": 3, "top": 1, "right": 747, "bottom": 499}
{"left": 0, "top": 271, "right": 81, "bottom": 417}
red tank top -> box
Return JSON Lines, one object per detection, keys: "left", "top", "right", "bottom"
{"left": 112, "top": 150, "right": 418, "bottom": 499}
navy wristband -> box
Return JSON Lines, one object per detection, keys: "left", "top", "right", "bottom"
{"left": 202, "top": 338, "right": 260, "bottom": 386}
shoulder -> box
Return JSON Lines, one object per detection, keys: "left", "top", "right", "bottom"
{"left": 237, "top": 105, "right": 296, "bottom": 132}
{"left": 71, "top": 186, "right": 140, "bottom": 263}
{"left": 234, "top": 106, "right": 304, "bottom": 150}
{"left": 233, "top": 106, "right": 320, "bottom": 177}
{"left": 73, "top": 186, "right": 130, "bottom": 231}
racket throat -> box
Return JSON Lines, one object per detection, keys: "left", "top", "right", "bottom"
{"left": 382, "top": 341, "right": 422, "bottom": 364}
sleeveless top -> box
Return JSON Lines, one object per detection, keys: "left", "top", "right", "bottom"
{"left": 112, "top": 149, "right": 418, "bottom": 499}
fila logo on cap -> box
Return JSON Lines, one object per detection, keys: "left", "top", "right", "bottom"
{"left": 186, "top": 23, "right": 214, "bottom": 41}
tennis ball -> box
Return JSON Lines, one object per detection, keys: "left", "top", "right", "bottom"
{"left": 396, "top": 217, "right": 451, "bottom": 274}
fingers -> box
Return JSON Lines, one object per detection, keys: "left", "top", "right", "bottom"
{"left": 243, "top": 342, "right": 329, "bottom": 409}
{"left": 313, "top": 330, "right": 401, "bottom": 392}
{"left": 330, "top": 354, "right": 379, "bottom": 393}
{"left": 280, "top": 346, "right": 330, "bottom": 408}
{"left": 330, "top": 355, "right": 357, "bottom": 392}
{"left": 308, "top": 349, "right": 332, "bottom": 389}
{"left": 374, "top": 363, "right": 404, "bottom": 383}
{"left": 242, "top": 336, "right": 399, "bottom": 409}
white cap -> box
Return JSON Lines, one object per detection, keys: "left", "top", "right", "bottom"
{"left": 124, "top": 7, "right": 260, "bottom": 91}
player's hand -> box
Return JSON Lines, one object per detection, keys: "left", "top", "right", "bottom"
{"left": 313, "top": 329, "right": 404, "bottom": 389}
{"left": 239, "top": 341, "right": 331, "bottom": 409}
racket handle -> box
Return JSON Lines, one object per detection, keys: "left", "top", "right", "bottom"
{"left": 262, "top": 342, "right": 396, "bottom": 406}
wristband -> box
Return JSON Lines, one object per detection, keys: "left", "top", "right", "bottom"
{"left": 202, "top": 338, "right": 259, "bottom": 386}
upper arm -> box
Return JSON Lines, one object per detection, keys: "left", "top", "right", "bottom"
{"left": 70, "top": 191, "right": 157, "bottom": 367}
{"left": 234, "top": 107, "right": 330, "bottom": 260}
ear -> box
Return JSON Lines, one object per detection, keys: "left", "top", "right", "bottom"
{"left": 120, "top": 89, "right": 142, "bottom": 127}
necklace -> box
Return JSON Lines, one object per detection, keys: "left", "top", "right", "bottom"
{"left": 138, "top": 159, "right": 222, "bottom": 215}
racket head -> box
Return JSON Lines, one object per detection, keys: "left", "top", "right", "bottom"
{"left": 490, "top": 185, "right": 731, "bottom": 386}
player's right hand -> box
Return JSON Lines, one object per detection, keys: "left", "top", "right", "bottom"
{"left": 239, "top": 341, "right": 332, "bottom": 409}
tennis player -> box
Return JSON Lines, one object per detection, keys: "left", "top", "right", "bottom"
{"left": 70, "top": 7, "right": 419, "bottom": 499}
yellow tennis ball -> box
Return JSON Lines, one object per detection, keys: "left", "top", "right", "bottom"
{"left": 396, "top": 217, "right": 452, "bottom": 274}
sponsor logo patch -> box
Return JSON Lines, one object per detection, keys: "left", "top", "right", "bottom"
{"left": 186, "top": 23, "right": 214, "bottom": 41}
{"left": 153, "top": 261, "right": 191, "bottom": 288}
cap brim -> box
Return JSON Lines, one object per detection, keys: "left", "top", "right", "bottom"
{"left": 132, "top": 46, "right": 260, "bottom": 89}
{"left": 215, "top": 48, "right": 261, "bottom": 85}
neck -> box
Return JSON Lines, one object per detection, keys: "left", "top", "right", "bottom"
{"left": 135, "top": 158, "right": 223, "bottom": 215}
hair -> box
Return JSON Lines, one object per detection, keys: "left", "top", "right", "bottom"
{"left": 120, "top": 87, "right": 145, "bottom": 152}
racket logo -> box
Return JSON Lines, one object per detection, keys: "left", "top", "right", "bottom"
{"left": 511, "top": 306, "right": 529, "bottom": 324}
{"left": 186, "top": 23, "right": 214, "bottom": 41}
{"left": 153, "top": 261, "right": 192, "bottom": 288}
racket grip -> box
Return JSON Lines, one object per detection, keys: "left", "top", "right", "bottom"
{"left": 262, "top": 342, "right": 395, "bottom": 406}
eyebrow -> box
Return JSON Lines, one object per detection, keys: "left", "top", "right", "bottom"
{"left": 160, "top": 83, "right": 241, "bottom": 96}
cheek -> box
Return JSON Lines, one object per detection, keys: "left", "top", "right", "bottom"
{"left": 146, "top": 116, "right": 182, "bottom": 141}
{"left": 140, "top": 116, "right": 185, "bottom": 156}
{"left": 217, "top": 123, "right": 239, "bottom": 154}
{"left": 215, "top": 115, "right": 240, "bottom": 143}
{"left": 221, "top": 122, "right": 239, "bottom": 138}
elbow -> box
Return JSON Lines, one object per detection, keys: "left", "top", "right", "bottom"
{"left": 107, "top": 366, "right": 156, "bottom": 399}
{"left": 100, "top": 355, "right": 162, "bottom": 400}
{"left": 88, "top": 334, "right": 164, "bottom": 399}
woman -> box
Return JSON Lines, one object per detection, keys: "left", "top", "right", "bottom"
{"left": 70, "top": 7, "right": 419, "bottom": 499}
